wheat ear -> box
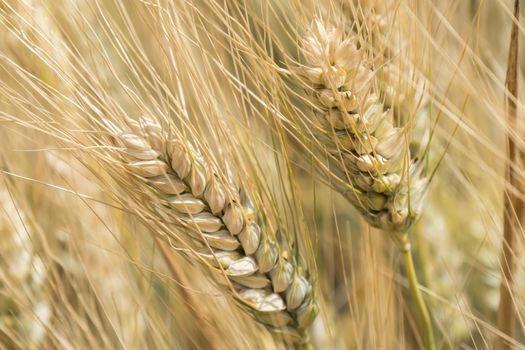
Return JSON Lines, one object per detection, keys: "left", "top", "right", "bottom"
{"left": 298, "top": 20, "right": 435, "bottom": 349}
{"left": 298, "top": 20, "right": 428, "bottom": 233}
{"left": 103, "top": 116, "right": 318, "bottom": 344}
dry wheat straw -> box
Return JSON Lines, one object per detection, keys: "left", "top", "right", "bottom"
{"left": 496, "top": 1, "right": 521, "bottom": 348}
{"left": 103, "top": 115, "right": 318, "bottom": 344}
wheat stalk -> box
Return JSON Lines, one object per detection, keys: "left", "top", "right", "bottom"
{"left": 102, "top": 115, "right": 318, "bottom": 345}
{"left": 496, "top": 1, "right": 521, "bottom": 348}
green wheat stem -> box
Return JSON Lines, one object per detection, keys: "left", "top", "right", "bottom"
{"left": 396, "top": 232, "right": 436, "bottom": 350}
{"left": 414, "top": 227, "right": 431, "bottom": 290}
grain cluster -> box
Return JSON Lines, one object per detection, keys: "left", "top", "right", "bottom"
{"left": 106, "top": 116, "right": 318, "bottom": 343}
{"left": 299, "top": 20, "right": 428, "bottom": 232}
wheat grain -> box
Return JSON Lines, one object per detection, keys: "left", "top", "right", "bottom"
{"left": 104, "top": 116, "right": 318, "bottom": 344}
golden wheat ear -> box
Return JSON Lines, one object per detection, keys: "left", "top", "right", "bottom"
{"left": 291, "top": 15, "right": 436, "bottom": 349}
{"left": 297, "top": 19, "right": 429, "bottom": 233}
{"left": 100, "top": 115, "right": 318, "bottom": 344}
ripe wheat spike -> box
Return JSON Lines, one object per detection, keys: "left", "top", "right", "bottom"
{"left": 298, "top": 19, "right": 429, "bottom": 232}
{"left": 102, "top": 115, "right": 319, "bottom": 344}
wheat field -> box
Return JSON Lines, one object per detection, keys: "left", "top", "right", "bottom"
{"left": 0, "top": 0, "right": 523, "bottom": 349}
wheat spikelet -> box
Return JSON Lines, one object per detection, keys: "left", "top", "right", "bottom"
{"left": 103, "top": 115, "right": 318, "bottom": 344}
{"left": 0, "top": 188, "right": 50, "bottom": 349}
{"left": 298, "top": 19, "right": 428, "bottom": 232}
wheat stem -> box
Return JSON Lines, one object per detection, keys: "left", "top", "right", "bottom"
{"left": 496, "top": 1, "right": 521, "bottom": 348}
{"left": 396, "top": 232, "right": 435, "bottom": 350}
